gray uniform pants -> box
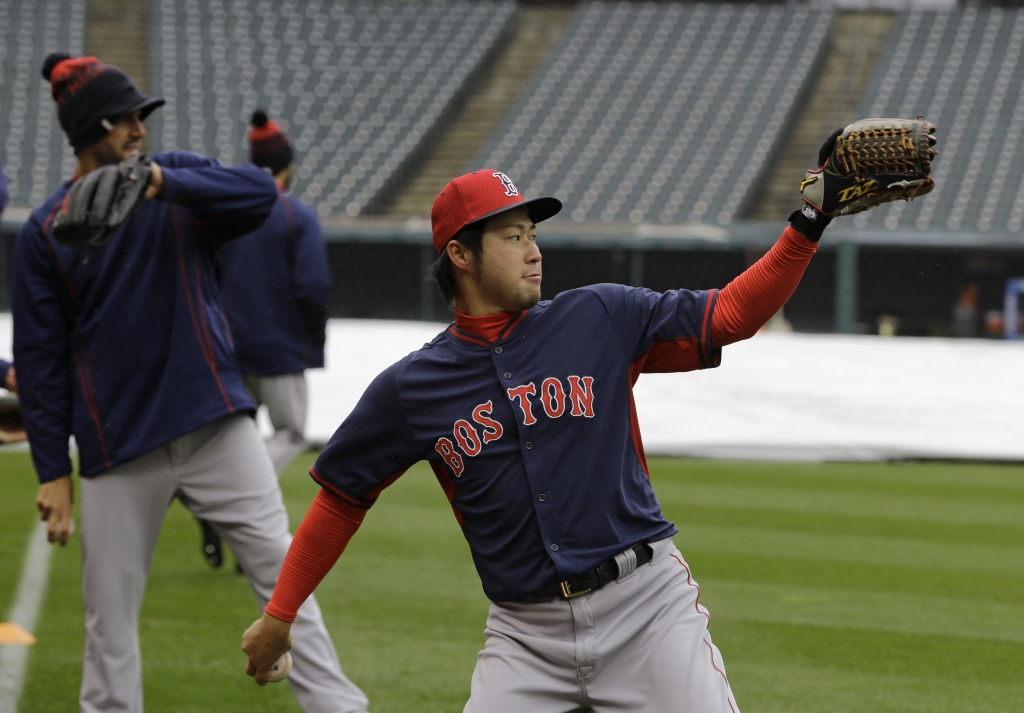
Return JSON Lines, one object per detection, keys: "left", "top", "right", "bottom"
{"left": 78, "top": 414, "right": 368, "bottom": 713}
{"left": 464, "top": 537, "right": 739, "bottom": 713}
{"left": 243, "top": 373, "right": 308, "bottom": 475}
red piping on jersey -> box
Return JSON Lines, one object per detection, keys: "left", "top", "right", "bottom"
{"left": 41, "top": 206, "right": 83, "bottom": 311}
{"left": 42, "top": 204, "right": 110, "bottom": 465}
{"left": 191, "top": 248, "right": 234, "bottom": 412}
{"left": 430, "top": 462, "right": 465, "bottom": 527}
{"left": 173, "top": 206, "right": 234, "bottom": 412}
{"left": 627, "top": 360, "right": 650, "bottom": 479}
{"left": 310, "top": 466, "right": 374, "bottom": 509}
{"left": 453, "top": 310, "right": 520, "bottom": 344}
{"left": 699, "top": 289, "right": 720, "bottom": 368}
{"left": 448, "top": 326, "right": 492, "bottom": 347}
{"left": 365, "top": 467, "right": 410, "bottom": 500}
{"left": 499, "top": 310, "right": 527, "bottom": 340}
{"left": 71, "top": 334, "right": 112, "bottom": 467}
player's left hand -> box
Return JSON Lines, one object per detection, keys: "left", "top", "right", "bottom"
{"left": 37, "top": 475, "right": 74, "bottom": 546}
{"left": 242, "top": 612, "right": 294, "bottom": 686}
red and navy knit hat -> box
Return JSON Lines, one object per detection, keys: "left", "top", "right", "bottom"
{"left": 42, "top": 53, "right": 164, "bottom": 152}
{"left": 431, "top": 170, "right": 561, "bottom": 253}
{"left": 248, "top": 110, "right": 293, "bottom": 175}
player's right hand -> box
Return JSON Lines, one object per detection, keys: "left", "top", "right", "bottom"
{"left": 242, "top": 612, "right": 294, "bottom": 686}
{"left": 36, "top": 475, "right": 73, "bottom": 546}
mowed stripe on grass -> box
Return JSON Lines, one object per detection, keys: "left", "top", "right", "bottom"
{"left": 655, "top": 458, "right": 1024, "bottom": 713}
{"left": 1, "top": 452, "right": 1021, "bottom": 712}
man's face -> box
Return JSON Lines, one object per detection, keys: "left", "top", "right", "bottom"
{"left": 474, "top": 206, "right": 543, "bottom": 311}
{"left": 90, "top": 111, "right": 146, "bottom": 166}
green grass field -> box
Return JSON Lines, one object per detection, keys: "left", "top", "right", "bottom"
{"left": 2, "top": 450, "right": 1022, "bottom": 712}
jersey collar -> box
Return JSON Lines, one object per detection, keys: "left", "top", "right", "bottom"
{"left": 447, "top": 308, "right": 533, "bottom": 348}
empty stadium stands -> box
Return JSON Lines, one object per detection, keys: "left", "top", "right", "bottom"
{"left": 473, "top": 2, "right": 832, "bottom": 226}
{"left": 0, "top": 0, "right": 86, "bottom": 209}
{"left": 149, "top": 0, "right": 515, "bottom": 218}
{"left": 854, "top": 7, "right": 1024, "bottom": 234}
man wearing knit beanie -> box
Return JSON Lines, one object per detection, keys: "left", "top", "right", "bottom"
{"left": 218, "top": 110, "right": 328, "bottom": 474}
{"left": 13, "top": 55, "right": 368, "bottom": 713}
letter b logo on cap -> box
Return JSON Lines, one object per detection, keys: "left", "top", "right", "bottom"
{"left": 492, "top": 172, "right": 519, "bottom": 197}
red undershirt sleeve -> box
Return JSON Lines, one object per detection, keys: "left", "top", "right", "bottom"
{"left": 264, "top": 488, "right": 368, "bottom": 623}
{"left": 710, "top": 226, "right": 818, "bottom": 349}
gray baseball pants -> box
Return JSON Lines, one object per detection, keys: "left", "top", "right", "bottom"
{"left": 78, "top": 414, "right": 368, "bottom": 713}
{"left": 243, "top": 372, "right": 308, "bottom": 475}
{"left": 464, "top": 537, "right": 739, "bottom": 713}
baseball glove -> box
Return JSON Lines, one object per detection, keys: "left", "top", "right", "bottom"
{"left": 799, "top": 118, "right": 938, "bottom": 217}
{"left": 51, "top": 155, "right": 153, "bottom": 248}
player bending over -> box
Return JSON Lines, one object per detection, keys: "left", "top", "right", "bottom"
{"left": 243, "top": 123, "right": 935, "bottom": 711}
{"left": 14, "top": 54, "right": 367, "bottom": 713}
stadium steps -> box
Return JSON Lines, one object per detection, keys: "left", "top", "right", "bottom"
{"left": 87, "top": 0, "right": 150, "bottom": 91}
{"left": 385, "top": 5, "right": 576, "bottom": 219}
{"left": 746, "top": 12, "right": 895, "bottom": 221}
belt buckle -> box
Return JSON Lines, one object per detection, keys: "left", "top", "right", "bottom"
{"left": 559, "top": 580, "right": 591, "bottom": 599}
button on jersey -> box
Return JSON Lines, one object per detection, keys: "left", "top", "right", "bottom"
{"left": 312, "top": 283, "right": 720, "bottom": 601}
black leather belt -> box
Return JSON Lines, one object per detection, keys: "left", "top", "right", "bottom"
{"left": 529, "top": 543, "right": 654, "bottom": 599}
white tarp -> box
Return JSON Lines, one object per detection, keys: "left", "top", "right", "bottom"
{"left": 3, "top": 314, "right": 1022, "bottom": 462}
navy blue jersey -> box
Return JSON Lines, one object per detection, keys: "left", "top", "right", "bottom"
{"left": 312, "top": 283, "right": 720, "bottom": 601}
{"left": 13, "top": 152, "right": 277, "bottom": 482}
{"left": 218, "top": 192, "right": 330, "bottom": 375}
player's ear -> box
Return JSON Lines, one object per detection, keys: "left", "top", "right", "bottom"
{"left": 447, "top": 240, "right": 474, "bottom": 272}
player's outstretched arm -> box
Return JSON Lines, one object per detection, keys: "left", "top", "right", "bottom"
{"left": 243, "top": 488, "right": 367, "bottom": 684}
{"left": 709, "top": 223, "right": 819, "bottom": 348}
{"left": 710, "top": 128, "right": 853, "bottom": 349}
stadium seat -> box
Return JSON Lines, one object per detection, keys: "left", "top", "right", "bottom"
{"left": 473, "top": 2, "right": 832, "bottom": 225}
{"left": 149, "top": 0, "right": 515, "bottom": 217}
{"left": 854, "top": 7, "right": 1024, "bottom": 234}
{"left": 0, "top": 0, "right": 86, "bottom": 208}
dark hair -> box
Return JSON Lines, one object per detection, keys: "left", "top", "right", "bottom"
{"left": 430, "top": 222, "right": 486, "bottom": 309}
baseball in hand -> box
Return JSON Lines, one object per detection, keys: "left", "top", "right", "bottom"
{"left": 265, "top": 651, "right": 292, "bottom": 683}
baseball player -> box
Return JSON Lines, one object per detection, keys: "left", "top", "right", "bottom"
{"left": 220, "top": 110, "right": 330, "bottom": 474}
{"left": 240, "top": 166, "right": 834, "bottom": 711}
{"left": 14, "top": 54, "right": 368, "bottom": 713}
{"left": 196, "top": 111, "right": 331, "bottom": 570}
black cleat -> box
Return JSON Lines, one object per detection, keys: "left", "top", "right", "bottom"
{"left": 198, "top": 518, "right": 223, "bottom": 568}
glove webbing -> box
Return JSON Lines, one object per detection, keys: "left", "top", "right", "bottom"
{"left": 836, "top": 127, "right": 931, "bottom": 178}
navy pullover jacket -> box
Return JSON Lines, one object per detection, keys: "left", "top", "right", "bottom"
{"left": 218, "top": 191, "right": 330, "bottom": 375}
{"left": 13, "top": 152, "right": 278, "bottom": 482}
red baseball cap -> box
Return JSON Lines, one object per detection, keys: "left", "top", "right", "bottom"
{"left": 431, "top": 169, "right": 561, "bottom": 253}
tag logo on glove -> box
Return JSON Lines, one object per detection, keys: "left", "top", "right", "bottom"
{"left": 838, "top": 179, "right": 877, "bottom": 204}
